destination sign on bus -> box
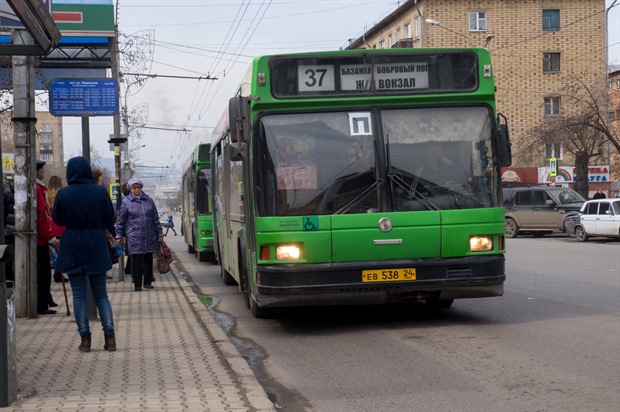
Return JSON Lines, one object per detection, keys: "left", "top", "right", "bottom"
{"left": 297, "top": 62, "right": 428, "bottom": 93}
{"left": 271, "top": 51, "right": 478, "bottom": 98}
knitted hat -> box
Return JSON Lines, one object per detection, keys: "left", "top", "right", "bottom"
{"left": 36, "top": 160, "right": 46, "bottom": 171}
{"left": 127, "top": 178, "right": 143, "bottom": 189}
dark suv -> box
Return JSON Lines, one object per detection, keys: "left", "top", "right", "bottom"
{"left": 502, "top": 186, "right": 586, "bottom": 238}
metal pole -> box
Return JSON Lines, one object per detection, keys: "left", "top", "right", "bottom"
{"left": 11, "top": 29, "right": 37, "bottom": 319}
{"left": 111, "top": 24, "right": 125, "bottom": 282}
{"left": 606, "top": 1, "right": 618, "bottom": 193}
{"left": 81, "top": 117, "right": 90, "bottom": 161}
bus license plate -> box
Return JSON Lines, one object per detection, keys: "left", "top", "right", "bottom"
{"left": 361, "top": 268, "right": 416, "bottom": 283}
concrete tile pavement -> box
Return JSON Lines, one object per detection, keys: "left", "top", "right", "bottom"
{"left": 5, "top": 256, "right": 275, "bottom": 411}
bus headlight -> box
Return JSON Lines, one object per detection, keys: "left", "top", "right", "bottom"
{"left": 276, "top": 244, "right": 301, "bottom": 261}
{"left": 470, "top": 236, "right": 493, "bottom": 252}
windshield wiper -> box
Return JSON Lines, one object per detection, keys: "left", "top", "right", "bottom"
{"left": 388, "top": 167, "right": 438, "bottom": 211}
{"left": 334, "top": 179, "right": 383, "bottom": 215}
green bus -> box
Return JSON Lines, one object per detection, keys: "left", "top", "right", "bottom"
{"left": 181, "top": 142, "right": 215, "bottom": 262}
{"left": 211, "top": 48, "right": 512, "bottom": 317}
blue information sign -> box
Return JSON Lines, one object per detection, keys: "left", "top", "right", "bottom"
{"left": 49, "top": 78, "right": 118, "bottom": 116}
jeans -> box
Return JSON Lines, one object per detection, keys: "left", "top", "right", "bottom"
{"left": 68, "top": 271, "right": 115, "bottom": 336}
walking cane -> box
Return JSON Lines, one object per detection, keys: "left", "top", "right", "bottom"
{"left": 59, "top": 273, "right": 71, "bottom": 316}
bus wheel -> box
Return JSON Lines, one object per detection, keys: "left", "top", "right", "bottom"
{"left": 199, "top": 251, "right": 209, "bottom": 262}
{"left": 240, "top": 258, "right": 272, "bottom": 318}
{"left": 504, "top": 218, "right": 519, "bottom": 238}
{"left": 425, "top": 298, "right": 454, "bottom": 308}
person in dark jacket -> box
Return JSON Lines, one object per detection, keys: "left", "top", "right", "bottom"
{"left": 53, "top": 156, "right": 117, "bottom": 352}
{"left": 115, "top": 178, "right": 163, "bottom": 291}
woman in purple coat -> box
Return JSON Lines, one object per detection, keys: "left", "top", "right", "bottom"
{"left": 115, "top": 178, "right": 163, "bottom": 291}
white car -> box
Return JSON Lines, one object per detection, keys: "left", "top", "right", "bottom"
{"left": 574, "top": 198, "right": 620, "bottom": 242}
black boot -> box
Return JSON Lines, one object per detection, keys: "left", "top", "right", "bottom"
{"left": 104, "top": 333, "right": 117, "bottom": 352}
{"left": 79, "top": 333, "right": 91, "bottom": 352}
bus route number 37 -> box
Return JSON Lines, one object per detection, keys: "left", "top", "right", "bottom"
{"left": 361, "top": 268, "right": 417, "bottom": 283}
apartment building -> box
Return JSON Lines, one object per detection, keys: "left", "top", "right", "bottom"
{"left": 1, "top": 111, "right": 65, "bottom": 180}
{"left": 347, "top": 0, "right": 608, "bottom": 178}
{"left": 609, "top": 68, "right": 620, "bottom": 187}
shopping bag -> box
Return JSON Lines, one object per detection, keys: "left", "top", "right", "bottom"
{"left": 157, "top": 255, "right": 170, "bottom": 274}
{"left": 160, "top": 239, "right": 172, "bottom": 264}
{"left": 49, "top": 245, "right": 58, "bottom": 269}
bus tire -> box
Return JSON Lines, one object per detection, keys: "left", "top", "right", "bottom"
{"left": 199, "top": 251, "right": 209, "bottom": 262}
{"left": 425, "top": 298, "right": 454, "bottom": 308}
{"left": 504, "top": 218, "right": 519, "bottom": 238}
{"left": 239, "top": 252, "right": 272, "bottom": 318}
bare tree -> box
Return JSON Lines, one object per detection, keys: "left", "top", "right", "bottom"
{"left": 518, "top": 76, "right": 616, "bottom": 197}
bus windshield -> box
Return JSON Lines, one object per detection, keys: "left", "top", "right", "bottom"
{"left": 255, "top": 106, "right": 497, "bottom": 217}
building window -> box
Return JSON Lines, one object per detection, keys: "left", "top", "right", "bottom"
{"left": 40, "top": 143, "right": 53, "bottom": 151}
{"left": 414, "top": 16, "right": 421, "bottom": 38}
{"left": 544, "top": 97, "right": 561, "bottom": 116}
{"left": 40, "top": 123, "right": 51, "bottom": 132}
{"left": 2, "top": 123, "right": 8, "bottom": 130}
{"left": 610, "top": 111, "right": 615, "bottom": 120}
{"left": 543, "top": 53, "right": 560, "bottom": 73}
{"left": 609, "top": 81, "right": 614, "bottom": 90}
{"left": 404, "top": 23, "right": 411, "bottom": 38}
{"left": 40, "top": 153, "right": 53, "bottom": 163}
{"left": 469, "top": 11, "right": 487, "bottom": 31}
{"left": 388, "top": 35, "right": 393, "bottom": 48}
{"left": 396, "top": 28, "right": 401, "bottom": 41}
{"left": 379, "top": 40, "right": 385, "bottom": 49}
{"left": 545, "top": 143, "right": 562, "bottom": 160}
{"left": 616, "top": 79, "right": 620, "bottom": 88}
{"left": 542, "top": 9, "right": 560, "bottom": 30}
{"left": 40, "top": 132, "right": 52, "bottom": 143}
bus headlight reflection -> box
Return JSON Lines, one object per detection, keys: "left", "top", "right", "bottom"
{"left": 276, "top": 245, "right": 301, "bottom": 261}
{"left": 470, "top": 236, "right": 493, "bottom": 252}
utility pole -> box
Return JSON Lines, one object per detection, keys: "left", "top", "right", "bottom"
{"left": 11, "top": 29, "right": 37, "bottom": 318}
{"left": 110, "top": 24, "right": 125, "bottom": 281}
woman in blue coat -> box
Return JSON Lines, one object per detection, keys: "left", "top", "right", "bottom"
{"left": 115, "top": 178, "right": 163, "bottom": 291}
{"left": 53, "top": 156, "right": 116, "bottom": 352}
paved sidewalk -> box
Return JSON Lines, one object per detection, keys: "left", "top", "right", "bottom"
{"left": 6, "top": 258, "right": 275, "bottom": 411}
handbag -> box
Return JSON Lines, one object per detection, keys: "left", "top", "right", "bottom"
{"left": 105, "top": 230, "right": 124, "bottom": 263}
{"left": 157, "top": 255, "right": 170, "bottom": 274}
{"left": 157, "top": 239, "right": 171, "bottom": 274}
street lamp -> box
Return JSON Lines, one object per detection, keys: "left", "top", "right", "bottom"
{"left": 425, "top": 18, "right": 472, "bottom": 45}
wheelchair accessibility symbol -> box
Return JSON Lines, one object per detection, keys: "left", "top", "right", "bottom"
{"left": 303, "top": 216, "right": 318, "bottom": 231}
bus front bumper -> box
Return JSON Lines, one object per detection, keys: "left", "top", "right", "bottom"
{"left": 255, "top": 255, "right": 505, "bottom": 308}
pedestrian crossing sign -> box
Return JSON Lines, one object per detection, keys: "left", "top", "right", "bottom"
{"left": 550, "top": 158, "right": 557, "bottom": 177}
{"left": 110, "top": 183, "right": 117, "bottom": 199}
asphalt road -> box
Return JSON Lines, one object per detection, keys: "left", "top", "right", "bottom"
{"left": 166, "top": 233, "right": 620, "bottom": 412}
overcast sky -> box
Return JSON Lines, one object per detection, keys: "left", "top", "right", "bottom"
{"left": 60, "top": 0, "right": 620, "bottom": 180}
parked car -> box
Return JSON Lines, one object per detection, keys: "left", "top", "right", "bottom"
{"left": 502, "top": 186, "right": 586, "bottom": 238}
{"left": 571, "top": 198, "right": 620, "bottom": 242}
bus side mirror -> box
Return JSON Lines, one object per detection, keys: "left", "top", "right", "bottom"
{"left": 229, "top": 96, "right": 250, "bottom": 143}
{"left": 497, "top": 113, "right": 512, "bottom": 167}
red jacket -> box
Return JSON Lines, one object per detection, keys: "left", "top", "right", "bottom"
{"left": 36, "top": 180, "right": 56, "bottom": 246}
